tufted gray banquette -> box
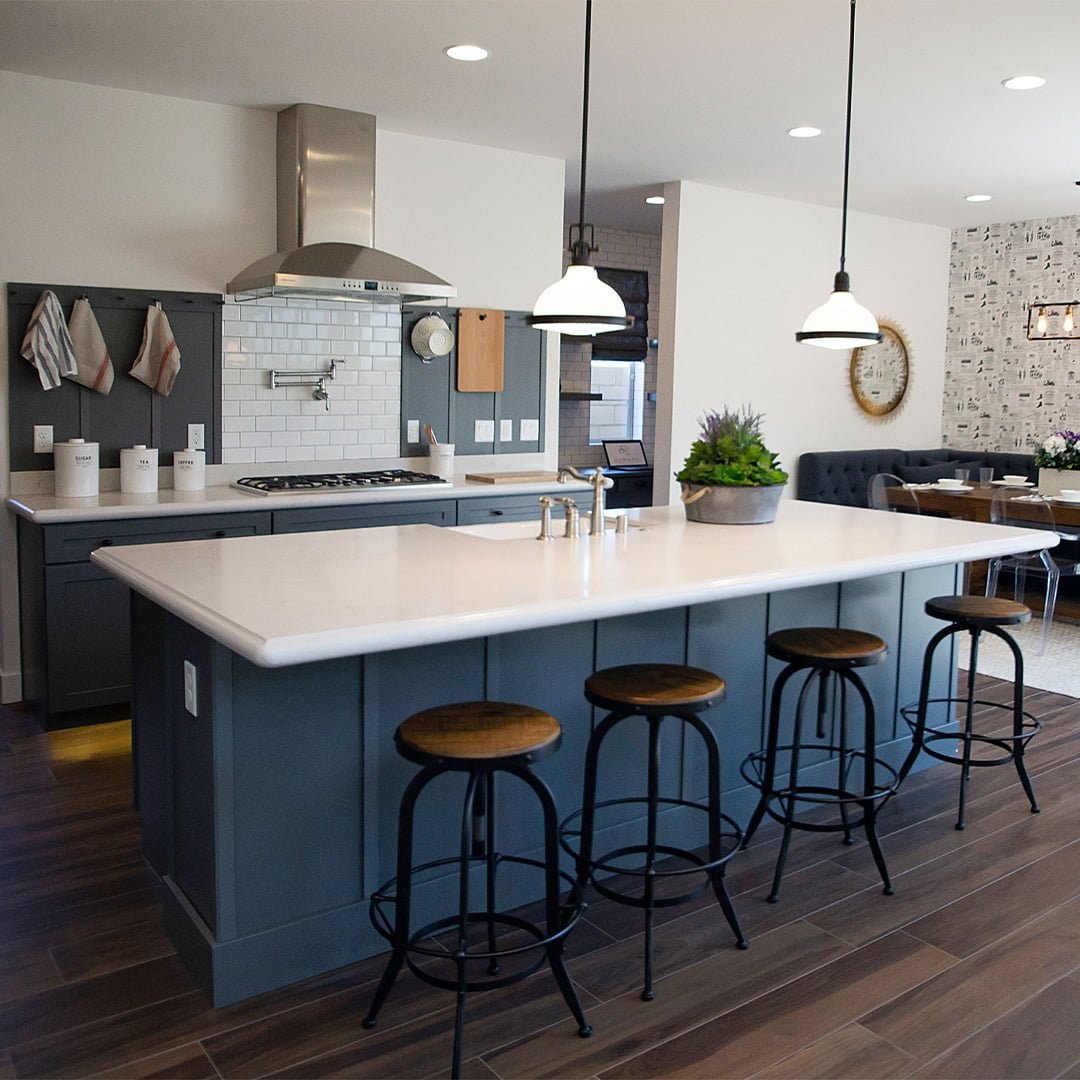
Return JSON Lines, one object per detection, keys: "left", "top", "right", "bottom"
{"left": 796, "top": 448, "right": 1037, "bottom": 508}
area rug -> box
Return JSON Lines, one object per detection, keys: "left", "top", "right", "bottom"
{"left": 966, "top": 616, "right": 1080, "bottom": 697}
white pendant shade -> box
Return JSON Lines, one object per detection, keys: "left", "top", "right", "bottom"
{"left": 531, "top": 265, "right": 627, "bottom": 336}
{"left": 797, "top": 288, "right": 881, "bottom": 350}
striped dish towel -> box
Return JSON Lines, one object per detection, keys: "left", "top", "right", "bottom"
{"left": 66, "top": 298, "right": 114, "bottom": 395}
{"left": 21, "top": 290, "right": 77, "bottom": 390}
{"left": 129, "top": 303, "right": 181, "bottom": 396}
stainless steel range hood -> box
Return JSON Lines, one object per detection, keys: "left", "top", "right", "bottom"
{"left": 227, "top": 105, "right": 455, "bottom": 305}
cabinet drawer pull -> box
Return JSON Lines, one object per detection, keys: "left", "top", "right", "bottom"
{"left": 98, "top": 539, "right": 114, "bottom": 547}
{"left": 214, "top": 530, "right": 227, "bottom": 538}
{"left": 490, "top": 509, "right": 505, "bottom": 517}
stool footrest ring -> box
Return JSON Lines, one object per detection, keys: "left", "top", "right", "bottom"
{"left": 369, "top": 852, "right": 583, "bottom": 994}
{"left": 900, "top": 699, "right": 1039, "bottom": 769}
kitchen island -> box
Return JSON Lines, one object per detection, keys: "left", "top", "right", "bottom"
{"left": 93, "top": 501, "right": 1052, "bottom": 1004}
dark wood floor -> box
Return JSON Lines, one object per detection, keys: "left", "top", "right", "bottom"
{"left": 3, "top": 673, "right": 1080, "bottom": 1079}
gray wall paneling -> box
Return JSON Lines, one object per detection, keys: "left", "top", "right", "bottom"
{"left": 7, "top": 282, "right": 221, "bottom": 471}
{"left": 400, "top": 309, "right": 546, "bottom": 458}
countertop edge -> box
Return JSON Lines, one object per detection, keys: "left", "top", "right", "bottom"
{"left": 92, "top": 516, "right": 1055, "bottom": 669}
{"left": 7, "top": 476, "right": 592, "bottom": 523}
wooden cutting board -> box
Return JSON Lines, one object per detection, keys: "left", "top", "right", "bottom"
{"left": 456, "top": 308, "right": 504, "bottom": 392}
{"left": 465, "top": 471, "right": 559, "bottom": 484}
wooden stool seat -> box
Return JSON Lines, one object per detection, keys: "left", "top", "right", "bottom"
{"left": 396, "top": 702, "right": 561, "bottom": 768}
{"left": 585, "top": 664, "right": 725, "bottom": 714}
{"left": 924, "top": 595, "right": 1031, "bottom": 627}
{"left": 767, "top": 627, "right": 887, "bottom": 667}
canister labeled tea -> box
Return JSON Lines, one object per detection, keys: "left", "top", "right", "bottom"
{"left": 120, "top": 445, "right": 159, "bottom": 494}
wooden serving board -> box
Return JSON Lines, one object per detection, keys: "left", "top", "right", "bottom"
{"left": 456, "top": 308, "right": 504, "bottom": 392}
{"left": 465, "top": 471, "right": 560, "bottom": 484}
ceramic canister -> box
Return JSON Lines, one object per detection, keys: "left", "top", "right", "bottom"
{"left": 120, "top": 444, "right": 159, "bottom": 494}
{"left": 53, "top": 438, "right": 100, "bottom": 498}
{"left": 172, "top": 448, "right": 206, "bottom": 491}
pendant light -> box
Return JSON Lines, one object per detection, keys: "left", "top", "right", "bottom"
{"left": 796, "top": 0, "right": 882, "bottom": 349}
{"left": 530, "top": 0, "right": 628, "bottom": 336}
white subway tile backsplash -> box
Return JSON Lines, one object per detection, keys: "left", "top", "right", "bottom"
{"left": 222, "top": 294, "right": 403, "bottom": 459}
{"left": 223, "top": 448, "right": 255, "bottom": 464}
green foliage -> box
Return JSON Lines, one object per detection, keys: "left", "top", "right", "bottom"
{"left": 675, "top": 406, "right": 789, "bottom": 488}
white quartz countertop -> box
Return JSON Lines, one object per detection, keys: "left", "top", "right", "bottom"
{"left": 91, "top": 501, "right": 1055, "bottom": 668}
{"left": 6, "top": 474, "right": 589, "bottom": 523}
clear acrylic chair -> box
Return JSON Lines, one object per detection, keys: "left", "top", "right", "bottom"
{"left": 867, "top": 473, "right": 921, "bottom": 514}
{"left": 986, "top": 492, "right": 1080, "bottom": 654}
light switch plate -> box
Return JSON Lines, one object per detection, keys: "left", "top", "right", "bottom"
{"left": 187, "top": 424, "right": 205, "bottom": 451}
{"left": 474, "top": 419, "right": 495, "bottom": 442}
{"left": 407, "top": 419, "right": 420, "bottom": 443}
{"left": 520, "top": 418, "right": 540, "bottom": 441}
{"left": 33, "top": 425, "right": 53, "bottom": 454}
{"left": 499, "top": 419, "right": 513, "bottom": 442}
{"left": 183, "top": 660, "right": 198, "bottom": 717}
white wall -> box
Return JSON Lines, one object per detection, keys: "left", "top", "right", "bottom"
{"left": 654, "top": 180, "right": 951, "bottom": 504}
{"left": 0, "top": 71, "right": 566, "bottom": 701}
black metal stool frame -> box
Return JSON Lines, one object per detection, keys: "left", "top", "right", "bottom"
{"left": 897, "top": 620, "right": 1040, "bottom": 831}
{"left": 561, "top": 705, "right": 748, "bottom": 1003}
{"left": 363, "top": 760, "right": 591, "bottom": 1079}
{"left": 741, "top": 660, "right": 897, "bottom": 902}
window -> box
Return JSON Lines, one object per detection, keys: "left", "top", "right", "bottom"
{"left": 589, "top": 359, "right": 644, "bottom": 443}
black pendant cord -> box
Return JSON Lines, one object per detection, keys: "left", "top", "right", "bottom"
{"left": 570, "top": 0, "right": 594, "bottom": 265}
{"left": 836, "top": 0, "right": 857, "bottom": 288}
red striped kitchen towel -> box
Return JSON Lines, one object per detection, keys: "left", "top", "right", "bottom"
{"left": 129, "top": 302, "right": 181, "bottom": 396}
{"left": 20, "top": 290, "right": 77, "bottom": 390}
{"left": 66, "top": 298, "right": 114, "bottom": 395}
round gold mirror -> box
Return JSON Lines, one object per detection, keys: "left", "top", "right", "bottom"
{"left": 850, "top": 319, "right": 910, "bottom": 417}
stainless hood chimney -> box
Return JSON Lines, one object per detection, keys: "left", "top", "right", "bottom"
{"left": 227, "top": 104, "right": 456, "bottom": 305}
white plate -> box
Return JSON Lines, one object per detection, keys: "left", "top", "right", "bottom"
{"left": 932, "top": 483, "right": 973, "bottom": 493}
{"left": 990, "top": 479, "right": 1035, "bottom": 488}
{"left": 1052, "top": 496, "right": 1080, "bottom": 506}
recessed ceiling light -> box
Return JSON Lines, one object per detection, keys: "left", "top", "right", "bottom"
{"left": 966, "top": 194, "right": 993, "bottom": 203}
{"left": 645, "top": 195, "right": 665, "bottom": 205}
{"left": 788, "top": 126, "right": 822, "bottom": 138}
{"left": 1001, "top": 74, "right": 1045, "bottom": 90}
{"left": 444, "top": 44, "right": 489, "bottom": 62}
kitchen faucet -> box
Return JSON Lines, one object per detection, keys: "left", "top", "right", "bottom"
{"left": 558, "top": 466, "right": 614, "bottom": 536}
{"left": 313, "top": 380, "right": 330, "bottom": 410}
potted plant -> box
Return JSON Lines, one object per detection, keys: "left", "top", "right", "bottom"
{"left": 676, "top": 406, "right": 789, "bottom": 524}
{"left": 1034, "top": 430, "right": 1080, "bottom": 496}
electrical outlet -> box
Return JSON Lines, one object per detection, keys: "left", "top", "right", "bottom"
{"left": 407, "top": 419, "right": 420, "bottom": 443}
{"left": 187, "top": 424, "right": 205, "bottom": 451}
{"left": 33, "top": 425, "right": 54, "bottom": 454}
{"left": 499, "top": 419, "right": 513, "bottom": 442}
{"left": 474, "top": 419, "right": 495, "bottom": 442}
{"left": 183, "top": 660, "right": 198, "bottom": 717}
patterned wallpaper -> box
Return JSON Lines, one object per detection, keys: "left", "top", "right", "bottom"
{"left": 943, "top": 215, "right": 1080, "bottom": 451}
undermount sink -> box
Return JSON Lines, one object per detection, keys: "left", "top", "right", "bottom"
{"left": 454, "top": 516, "right": 645, "bottom": 541}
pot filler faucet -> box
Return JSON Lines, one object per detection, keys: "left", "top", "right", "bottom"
{"left": 558, "top": 465, "right": 615, "bottom": 536}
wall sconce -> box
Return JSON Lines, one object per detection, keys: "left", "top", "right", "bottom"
{"left": 1026, "top": 300, "right": 1080, "bottom": 340}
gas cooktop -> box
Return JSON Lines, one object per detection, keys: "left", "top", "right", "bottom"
{"left": 232, "top": 470, "right": 448, "bottom": 496}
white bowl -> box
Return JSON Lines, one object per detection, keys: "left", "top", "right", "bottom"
{"left": 937, "top": 478, "right": 964, "bottom": 488}
{"left": 1060, "top": 489, "right": 1080, "bottom": 498}
{"left": 1003, "top": 475, "right": 1028, "bottom": 485}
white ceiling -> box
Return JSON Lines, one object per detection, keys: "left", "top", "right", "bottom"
{"left": 2, "top": 0, "right": 1078, "bottom": 235}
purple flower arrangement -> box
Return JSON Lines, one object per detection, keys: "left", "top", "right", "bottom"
{"left": 1034, "top": 431, "right": 1080, "bottom": 470}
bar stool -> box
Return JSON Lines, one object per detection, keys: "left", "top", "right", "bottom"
{"left": 741, "top": 628, "right": 897, "bottom": 902}
{"left": 897, "top": 595, "right": 1040, "bottom": 830}
{"left": 363, "top": 701, "right": 591, "bottom": 1079}
{"left": 560, "top": 663, "right": 748, "bottom": 1004}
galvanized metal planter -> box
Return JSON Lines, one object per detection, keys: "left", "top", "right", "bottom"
{"left": 680, "top": 482, "right": 785, "bottom": 525}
